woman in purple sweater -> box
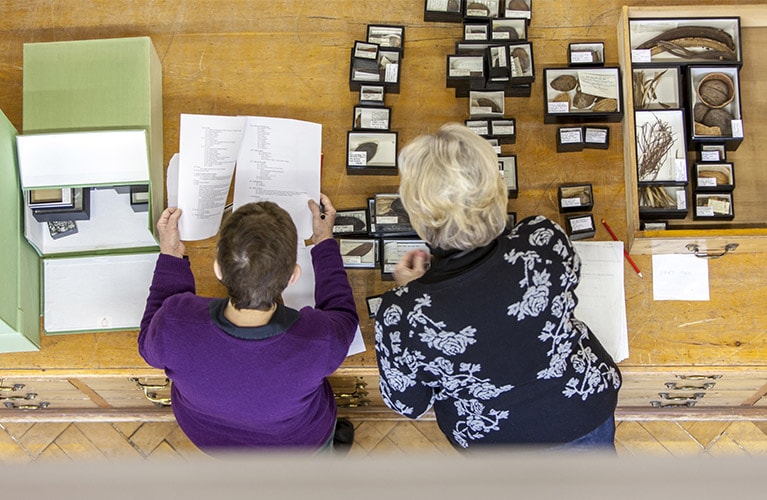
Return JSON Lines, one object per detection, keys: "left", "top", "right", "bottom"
{"left": 139, "top": 195, "right": 359, "bottom": 452}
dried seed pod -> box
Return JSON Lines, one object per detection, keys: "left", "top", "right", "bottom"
{"left": 693, "top": 102, "right": 710, "bottom": 123}
{"left": 493, "top": 26, "right": 519, "bottom": 41}
{"left": 572, "top": 91, "right": 596, "bottom": 109}
{"left": 553, "top": 92, "right": 571, "bottom": 105}
{"left": 696, "top": 72, "right": 734, "bottom": 108}
{"left": 592, "top": 98, "right": 618, "bottom": 113}
{"left": 343, "top": 242, "right": 374, "bottom": 257}
{"left": 550, "top": 74, "right": 578, "bottom": 91}
{"left": 467, "top": 2, "right": 490, "bottom": 16}
{"left": 698, "top": 169, "right": 730, "bottom": 185}
{"left": 507, "top": 0, "right": 530, "bottom": 10}
{"left": 511, "top": 47, "right": 530, "bottom": 72}
{"left": 355, "top": 142, "right": 378, "bottom": 162}
{"left": 334, "top": 216, "right": 366, "bottom": 232}
{"left": 474, "top": 97, "right": 502, "bottom": 113}
{"left": 701, "top": 107, "right": 733, "bottom": 135}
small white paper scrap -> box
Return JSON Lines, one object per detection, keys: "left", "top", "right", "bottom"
{"left": 652, "top": 254, "right": 710, "bottom": 301}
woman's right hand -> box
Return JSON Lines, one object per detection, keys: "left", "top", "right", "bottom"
{"left": 393, "top": 249, "right": 429, "bottom": 287}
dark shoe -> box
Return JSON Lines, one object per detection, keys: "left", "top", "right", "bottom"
{"left": 333, "top": 418, "right": 354, "bottom": 454}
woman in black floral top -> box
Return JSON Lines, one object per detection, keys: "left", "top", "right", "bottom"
{"left": 374, "top": 123, "right": 621, "bottom": 450}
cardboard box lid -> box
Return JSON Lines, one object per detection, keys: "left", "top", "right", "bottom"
{"left": 22, "top": 37, "right": 159, "bottom": 134}
{"left": 0, "top": 110, "right": 41, "bottom": 352}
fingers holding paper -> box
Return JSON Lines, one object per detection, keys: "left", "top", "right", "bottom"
{"left": 308, "top": 193, "right": 336, "bottom": 245}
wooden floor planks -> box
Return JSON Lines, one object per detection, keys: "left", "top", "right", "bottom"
{"left": 2, "top": 418, "right": 767, "bottom": 463}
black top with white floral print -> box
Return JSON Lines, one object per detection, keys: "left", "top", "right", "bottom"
{"left": 374, "top": 216, "right": 621, "bottom": 448}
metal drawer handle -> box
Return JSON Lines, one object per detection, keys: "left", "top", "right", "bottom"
{"left": 129, "top": 377, "right": 170, "bottom": 390}
{"left": 145, "top": 392, "right": 172, "bottom": 406}
{"left": 675, "top": 374, "right": 722, "bottom": 381}
{"left": 650, "top": 400, "right": 697, "bottom": 408}
{"left": 4, "top": 401, "right": 50, "bottom": 410}
{"left": 685, "top": 243, "right": 738, "bottom": 259}
{"left": 665, "top": 382, "right": 716, "bottom": 391}
{"left": 130, "top": 378, "right": 172, "bottom": 407}
{"left": 658, "top": 392, "right": 705, "bottom": 401}
{"left": 0, "top": 392, "right": 37, "bottom": 402}
{"left": 0, "top": 383, "right": 25, "bottom": 392}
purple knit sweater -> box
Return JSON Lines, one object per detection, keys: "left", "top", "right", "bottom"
{"left": 138, "top": 239, "right": 358, "bottom": 450}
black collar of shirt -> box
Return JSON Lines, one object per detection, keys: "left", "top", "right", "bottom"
{"left": 209, "top": 299, "right": 300, "bottom": 340}
{"left": 420, "top": 236, "right": 501, "bottom": 284}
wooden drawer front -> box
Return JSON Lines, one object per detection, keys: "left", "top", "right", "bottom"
{"left": 1, "top": 378, "right": 96, "bottom": 410}
{"left": 0, "top": 375, "right": 171, "bottom": 412}
{"left": 618, "top": 371, "right": 767, "bottom": 408}
{"left": 85, "top": 376, "right": 171, "bottom": 409}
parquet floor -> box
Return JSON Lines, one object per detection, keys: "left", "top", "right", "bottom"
{"left": 2, "top": 418, "right": 767, "bottom": 462}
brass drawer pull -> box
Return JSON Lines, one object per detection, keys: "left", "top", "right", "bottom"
{"left": 129, "top": 377, "right": 170, "bottom": 390}
{"left": 675, "top": 374, "right": 722, "bottom": 381}
{"left": 0, "top": 383, "right": 25, "bottom": 392}
{"left": 685, "top": 243, "right": 738, "bottom": 259}
{"left": 665, "top": 382, "right": 716, "bottom": 391}
{"left": 130, "top": 378, "right": 172, "bottom": 407}
{"left": 658, "top": 392, "right": 705, "bottom": 401}
{"left": 0, "top": 392, "right": 37, "bottom": 402}
{"left": 145, "top": 392, "right": 172, "bottom": 406}
{"left": 4, "top": 401, "right": 50, "bottom": 410}
{"left": 650, "top": 400, "right": 697, "bottom": 408}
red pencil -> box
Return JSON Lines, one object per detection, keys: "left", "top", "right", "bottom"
{"left": 601, "top": 219, "right": 643, "bottom": 278}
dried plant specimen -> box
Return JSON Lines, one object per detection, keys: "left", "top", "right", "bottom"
{"left": 633, "top": 69, "right": 670, "bottom": 109}
{"left": 637, "top": 115, "right": 675, "bottom": 181}
{"left": 639, "top": 186, "right": 678, "bottom": 208}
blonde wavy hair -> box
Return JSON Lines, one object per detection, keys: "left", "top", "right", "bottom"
{"left": 398, "top": 123, "right": 508, "bottom": 250}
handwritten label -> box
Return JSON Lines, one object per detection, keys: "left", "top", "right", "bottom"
{"left": 560, "top": 129, "right": 583, "bottom": 144}
{"left": 570, "top": 216, "right": 593, "bottom": 231}
{"left": 675, "top": 158, "right": 688, "bottom": 182}
{"left": 385, "top": 63, "right": 398, "bottom": 83}
{"left": 349, "top": 151, "right": 367, "bottom": 166}
{"left": 426, "top": 0, "right": 449, "bottom": 10}
{"left": 697, "top": 205, "right": 715, "bottom": 217}
{"left": 562, "top": 197, "right": 582, "bottom": 208}
{"left": 571, "top": 51, "right": 594, "bottom": 64}
{"left": 376, "top": 216, "right": 398, "bottom": 225}
{"left": 698, "top": 177, "right": 718, "bottom": 187}
{"left": 701, "top": 150, "right": 721, "bottom": 162}
{"left": 709, "top": 198, "right": 731, "bottom": 215}
{"left": 731, "top": 119, "right": 744, "bottom": 138}
{"left": 578, "top": 70, "right": 619, "bottom": 99}
{"left": 631, "top": 49, "right": 652, "bottom": 63}
{"left": 472, "top": 106, "right": 494, "bottom": 115}
{"left": 343, "top": 256, "right": 362, "bottom": 265}
{"left": 584, "top": 128, "right": 607, "bottom": 143}
{"left": 548, "top": 101, "right": 570, "bottom": 114}
{"left": 675, "top": 190, "right": 687, "bottom": 209}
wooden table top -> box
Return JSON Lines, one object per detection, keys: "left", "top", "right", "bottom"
{"left": 1, "top": 0, "right": 765, "bottom": 374}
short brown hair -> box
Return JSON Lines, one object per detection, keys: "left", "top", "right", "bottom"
{"left": 216, "top": 202, "right": 297, "bottom": 310}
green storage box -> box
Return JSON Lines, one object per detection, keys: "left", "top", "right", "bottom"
{"left": 15, "top": 36, "right": 163, "bottom": 335}
{"left": 0, "top": 111, "right": 41, "bottom": 353}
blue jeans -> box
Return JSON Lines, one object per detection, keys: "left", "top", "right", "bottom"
{"left": 555, "top": 415, "right": 616, "bottom": 452}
